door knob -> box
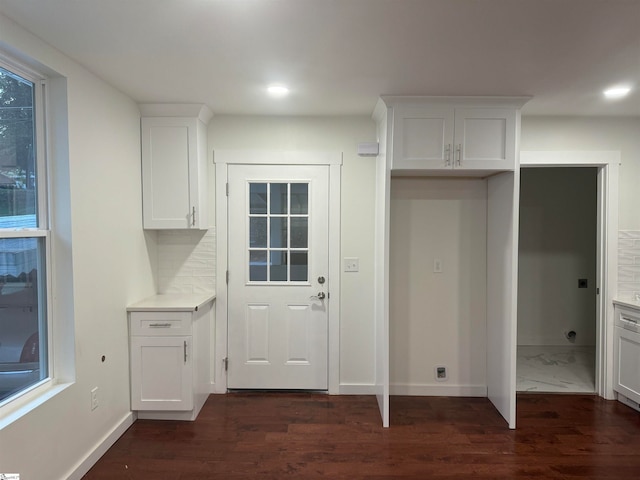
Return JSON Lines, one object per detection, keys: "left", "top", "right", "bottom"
{"left": 310, "top": 292, "right": 326, "bottom": 300}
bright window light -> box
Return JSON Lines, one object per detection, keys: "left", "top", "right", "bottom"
{"left": 267, "top": 84, "right": 289, "bottom": 97}
{"left": 603, "top": 85, "right": 631, "bottom": 99}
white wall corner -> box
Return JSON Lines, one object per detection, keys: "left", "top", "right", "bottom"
{"left": 65, "top": 412, "right": 135, "bottom": 480}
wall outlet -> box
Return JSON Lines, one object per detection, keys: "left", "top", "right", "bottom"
{"left": 435, "top": 366, "right": 447, "bottom": 381}
{"left": 91, "top": 387, "right": 99, "bottom": 411}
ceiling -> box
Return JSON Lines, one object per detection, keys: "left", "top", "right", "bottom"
{"left": 0, "top": 0, "right": 639, "bottom": 117}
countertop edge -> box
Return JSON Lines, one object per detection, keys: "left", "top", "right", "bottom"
{"left": 613, "top": 298, "right": 640, "bottom": 311}
{"left": 127, "top": 293, "right": 216, "bottom": 312}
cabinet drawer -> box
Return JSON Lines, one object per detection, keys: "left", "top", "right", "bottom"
{"left": 129, "top": 311, "right": 192, "bottom": 336}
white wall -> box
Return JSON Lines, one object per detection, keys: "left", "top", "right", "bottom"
{"left": 389, "top": 177, "right": 487, "bottom": 395}
{"left": 0, "top": 14, "right": 156, "bottom": 480}
{"left": 521, "top": 117, "right": 640, "bottom": 231}
{"left": 208, "top": 116, "right": 377, "bottom": 388}
{"left": 517, "top": 167, "right": 597, "bottom": 346}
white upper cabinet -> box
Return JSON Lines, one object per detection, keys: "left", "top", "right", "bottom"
{"left": 385, "top": 97, "right": 529, "bottom": 175}
{"left": 140, "top": 104, "right": 213, "bottom": 229}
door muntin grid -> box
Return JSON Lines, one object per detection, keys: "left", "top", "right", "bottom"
{"left": 248, "top": 182, "right": 309, "bottom": 283}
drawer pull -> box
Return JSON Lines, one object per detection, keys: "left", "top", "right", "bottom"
{"left": 149, "top": 322, "right": 172, "bottom": 328}
{"left": 621, "top": 316, "right": 638, "bottom": 324}
{"left": 184, "top": 340, "right": 188, "bottom": 363}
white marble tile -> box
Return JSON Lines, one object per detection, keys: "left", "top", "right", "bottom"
{"left": 517, "top": 345, "right": 595, "bottom": 393}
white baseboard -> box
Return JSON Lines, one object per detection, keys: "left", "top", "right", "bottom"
{"left": 338, "top": 384, "right": 377, "bottom": 395}
{"left": 390, "top": 384, "right": 487, "bottom": 397}
{"left": 65, "top": 411, "right": 135, "bottom": 480}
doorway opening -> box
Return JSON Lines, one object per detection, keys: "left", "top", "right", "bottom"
{"left": 517, "top": 167, "right": 598, "bottom": 393}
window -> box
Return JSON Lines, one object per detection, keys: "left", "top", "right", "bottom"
{"left": 0, "top": 61, "right": 49, "bottom": 405}
{"left": 248, "top": 182, "right": 309, "bottom": 282}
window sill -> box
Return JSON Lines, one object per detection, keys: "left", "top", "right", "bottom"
{"left": 0, "top": 381, "right": 73, "bottom": 430}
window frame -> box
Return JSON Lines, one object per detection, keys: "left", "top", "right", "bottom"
{"left": 0, "top": 54, "right": 54, "bottom": 409}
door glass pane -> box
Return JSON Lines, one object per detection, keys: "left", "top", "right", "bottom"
{"left": 270, "top": 217, "right": 287, "bottom": 248}
{"left": 249, "top": 250, "right": 267, "bottom": 281}
{"left": 247, "top": 181, "right": 310, "bottom": 283}
{"left": 0, "top": 67, "right": 37, "bottom": 228}
{"left": 290, "top": 184, "right": 308, "bottom": 214}
{"left": 290, "top": 217, "right": 308, "bottom": 248}
{"left": 270, "top": 251, "right": 288, "bottom": 281}
{"left": 249, "top": 217, "right": 267, "bottom": 248}
{"left": 0, "top": 237, "right": 47, "bottom": 403}
{"left": 249, "top": 183, "right": 267, "bottom": 214}
{"left": 270, "top": 183, "right": 288, "bottom": 214}
{"left": 290, "top": 252, "right": 308, "bottom": 282}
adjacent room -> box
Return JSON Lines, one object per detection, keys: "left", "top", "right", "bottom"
{"left": 517, "top": 167, "right": 598, "bottom": 393}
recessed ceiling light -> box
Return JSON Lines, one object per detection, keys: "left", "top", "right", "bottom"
{"left": 267, "top": 84, "right": 289, "bottom": 97}
{"left": 603, "top": 85, "right": 631, "bottom": 99}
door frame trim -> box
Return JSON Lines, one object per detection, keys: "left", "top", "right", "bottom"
{"left": 213, "top": 150, "right": 343, "bottom": 394}
{"left": 520, "top": 150, "right": 620, "bottom": 399}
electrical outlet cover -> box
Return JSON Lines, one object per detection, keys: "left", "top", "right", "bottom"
{"left": 435, "top": 366, "right": 447, "bottom": 381}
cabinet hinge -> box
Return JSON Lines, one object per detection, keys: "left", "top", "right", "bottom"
{"left": 223, "top": 357, "right": 229, "bottom": 372}
{"left": 226, "top": 183, "right": 229, "bottom": 196}
{"left": 226, "top": 270, "right": 229, "bottom": 284}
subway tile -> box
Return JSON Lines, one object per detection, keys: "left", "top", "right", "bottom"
{"left": 619, "top": 230, "right": 640, "bottom": 239}
{"left": 619, "top": 238, "right": 636, "bottom": 249}
{"left": 619, "top": 254, "right": 636, "bottom": 265}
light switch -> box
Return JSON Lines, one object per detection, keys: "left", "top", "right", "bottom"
{"left": 433, "top": 258, "right": 443, "bottom": 273}
{"left": 344, "top": 257, "right": 359, "bottom": 272}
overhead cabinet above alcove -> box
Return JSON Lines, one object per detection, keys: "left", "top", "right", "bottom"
{"left": 140, "top": 103, "right": 213, "bottom": 229}
{"left": 380, "top": 96, "right": 530, "bottom": 176}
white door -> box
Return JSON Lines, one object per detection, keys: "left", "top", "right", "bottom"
{"left": 227, "top": 164, "right": 330, "bottom": 390}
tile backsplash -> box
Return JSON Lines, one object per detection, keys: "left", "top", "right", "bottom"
{"left": 618, "top": 230, "right": 640, "bottom": 301}
{"left": 158, "top": 229, "right": 216, "bottom": 294}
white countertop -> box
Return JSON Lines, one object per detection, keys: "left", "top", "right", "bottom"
{"left": 613, "top": 298, "right": 640, "bottom": 311}
{"left": 127, "top": 293, "right": 215, "bottom": 312}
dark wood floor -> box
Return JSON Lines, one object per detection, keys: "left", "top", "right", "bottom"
{"left": 84, "top": 393, "right": 640, "bottom": 479}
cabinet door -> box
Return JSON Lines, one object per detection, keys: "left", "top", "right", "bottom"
{"left": 453, "top": 108, "right": 516, "bottom": 171}
{"left": 614, "top": 326, "right": 640, "bottom": 404}
{"left": 391, "top": 106, "right": 455, "bottom": 171}
{"left": 142, "top": 117, "right": 200, "bottom": 229}
{"left": 130, "top": 335, "right": 193, "bottom": 411}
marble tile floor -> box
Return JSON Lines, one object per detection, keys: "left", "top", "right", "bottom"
{"left": 517, "top": 345, "right": 596, "bottom": 393}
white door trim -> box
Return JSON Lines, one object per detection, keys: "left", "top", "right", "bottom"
{"left": 520, "top": 150, "right": 620, "bottom": 399}
{"left": 213, "top": 150, "right": 342, "bottom": 394}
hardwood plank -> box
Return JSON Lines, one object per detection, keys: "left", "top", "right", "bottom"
{"left": 84, "top": 393, "right": 640, "bottom": 479}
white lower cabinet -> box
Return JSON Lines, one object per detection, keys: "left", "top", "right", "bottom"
{"left": 130, "top": 335, "right": 193, "bottom": 411}
{"left": 613, "top": 302, "right": 640, "bottom": 408}
{"left": 128, "top": 295, "right": 214, "bottom": 421}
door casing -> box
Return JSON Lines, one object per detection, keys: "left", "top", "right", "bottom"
{"left": 520, "top": 150, "right": 620, "bottom": 399}
{"left": 213, "top": 150, "right": 343, "bottom": 394}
